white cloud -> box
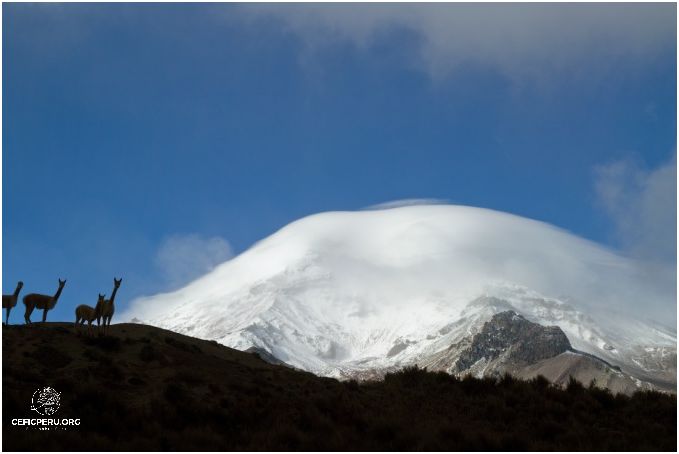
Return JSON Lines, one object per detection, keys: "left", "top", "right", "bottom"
{"left": 239, "top": 3, "right": 675, "bottom": 82}
{"left": 364, "top": 198, "right": 449, "bottom": 210}
{"left": 594, "top": 153, "right": 676, "bottom": 267}
{"left": 154, "top": 234, "right": 233, "bottom": 289}
{"left": 126, "top": 204, "right": 674, "bottom": 332}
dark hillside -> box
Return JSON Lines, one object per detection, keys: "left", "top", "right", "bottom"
{"left": 3, "top": 323, "right": 676, "bottom": 451}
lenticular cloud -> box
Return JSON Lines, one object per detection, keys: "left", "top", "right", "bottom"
{"left": 124, "top": 204, "right": 674, "bottom": 326}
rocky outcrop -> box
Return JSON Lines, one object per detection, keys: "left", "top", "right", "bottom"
{"left": 416, "top": 310, "right": 667, "bottom": 394}
{"left": 452, "top": 311, "right": 571, "bottom": 373}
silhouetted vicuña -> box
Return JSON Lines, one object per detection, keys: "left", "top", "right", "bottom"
{"left": 23, "top": 279, "right": 66, "bottom": 324}
{"left": 3, "top": 281, "right": 23, "bottom": 325}
{"left": 99, "top": 278, "right": 121, "bottom": 334}
{"left": 75, "top": 294, "right": 105, "bottom": 336}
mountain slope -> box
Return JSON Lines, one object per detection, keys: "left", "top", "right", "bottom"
{"left": 3, "top": 323, "right": 676, "bottom": 451}
{"left": 123, "top": 205, "right": 676, "bottom": 389}
{"left": 420, "top": 311, "right": 647, "bottom": 394}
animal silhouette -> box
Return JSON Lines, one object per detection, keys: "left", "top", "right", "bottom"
{"left": 75, "top": 294, "right": 105, "bottom": 336}
{"left": 23, "top": 279, "right": 66, "bottom": 324}
{"left": 99, "top": 278, "right": 121, "bottom": 334}
{"left": 3, "top": 281, "right": 24, "bottom": 325}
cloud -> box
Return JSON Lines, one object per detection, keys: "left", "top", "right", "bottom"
{"left": 364, "top": 198, "right": 450, "bottom": 210}
{"left": 239, "top": 3, "right": 675, "bottom": 82}
{"left": 154, "top": 234, "right": 233, "bottom": 289}
{"left": 126, "top": 204, "right": 674, "bottom": 335}
{"left": 594, "top": 153, "right": 676, "bottom": 267}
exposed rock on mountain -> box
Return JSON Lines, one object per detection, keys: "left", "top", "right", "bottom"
{"left": 418, "top": 311, "right": 665, "bottom": 395}
{"left": 451, "top": 311, "right": 571, "bottom": 373}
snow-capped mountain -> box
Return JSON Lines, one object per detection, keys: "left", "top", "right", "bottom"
{"left": 122, "top": 205, "right": 676, "bottom": 390}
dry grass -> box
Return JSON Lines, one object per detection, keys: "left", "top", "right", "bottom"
{"left": 3, "top": 323, "right": 676, "bottom": 451}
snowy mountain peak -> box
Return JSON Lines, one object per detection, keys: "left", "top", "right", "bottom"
{"left": 123, "top": 205, "right": 676, "bottom": 388}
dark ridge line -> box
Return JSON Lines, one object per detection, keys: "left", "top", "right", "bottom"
{"left": 567, "top": 347, "right": 622, "bottom": 372}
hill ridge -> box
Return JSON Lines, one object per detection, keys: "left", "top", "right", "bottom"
{"left": 3, "top": 322, "right": 676, "bottom": 451}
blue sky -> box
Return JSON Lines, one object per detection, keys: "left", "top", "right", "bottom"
{"left": 3, "top": 3, "right": 676, "bottom": 322}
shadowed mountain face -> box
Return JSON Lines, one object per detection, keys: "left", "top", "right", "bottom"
{"left": 3, "top": 323, "right": 676, "bottom": 451}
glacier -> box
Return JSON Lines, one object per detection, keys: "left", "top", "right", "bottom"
{"left": 121, "top": 205, "right": 676, "bottom": 385}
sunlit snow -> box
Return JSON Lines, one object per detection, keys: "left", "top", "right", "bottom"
{"left": 122, "top": 205, "right": 676, "bottom": 377}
